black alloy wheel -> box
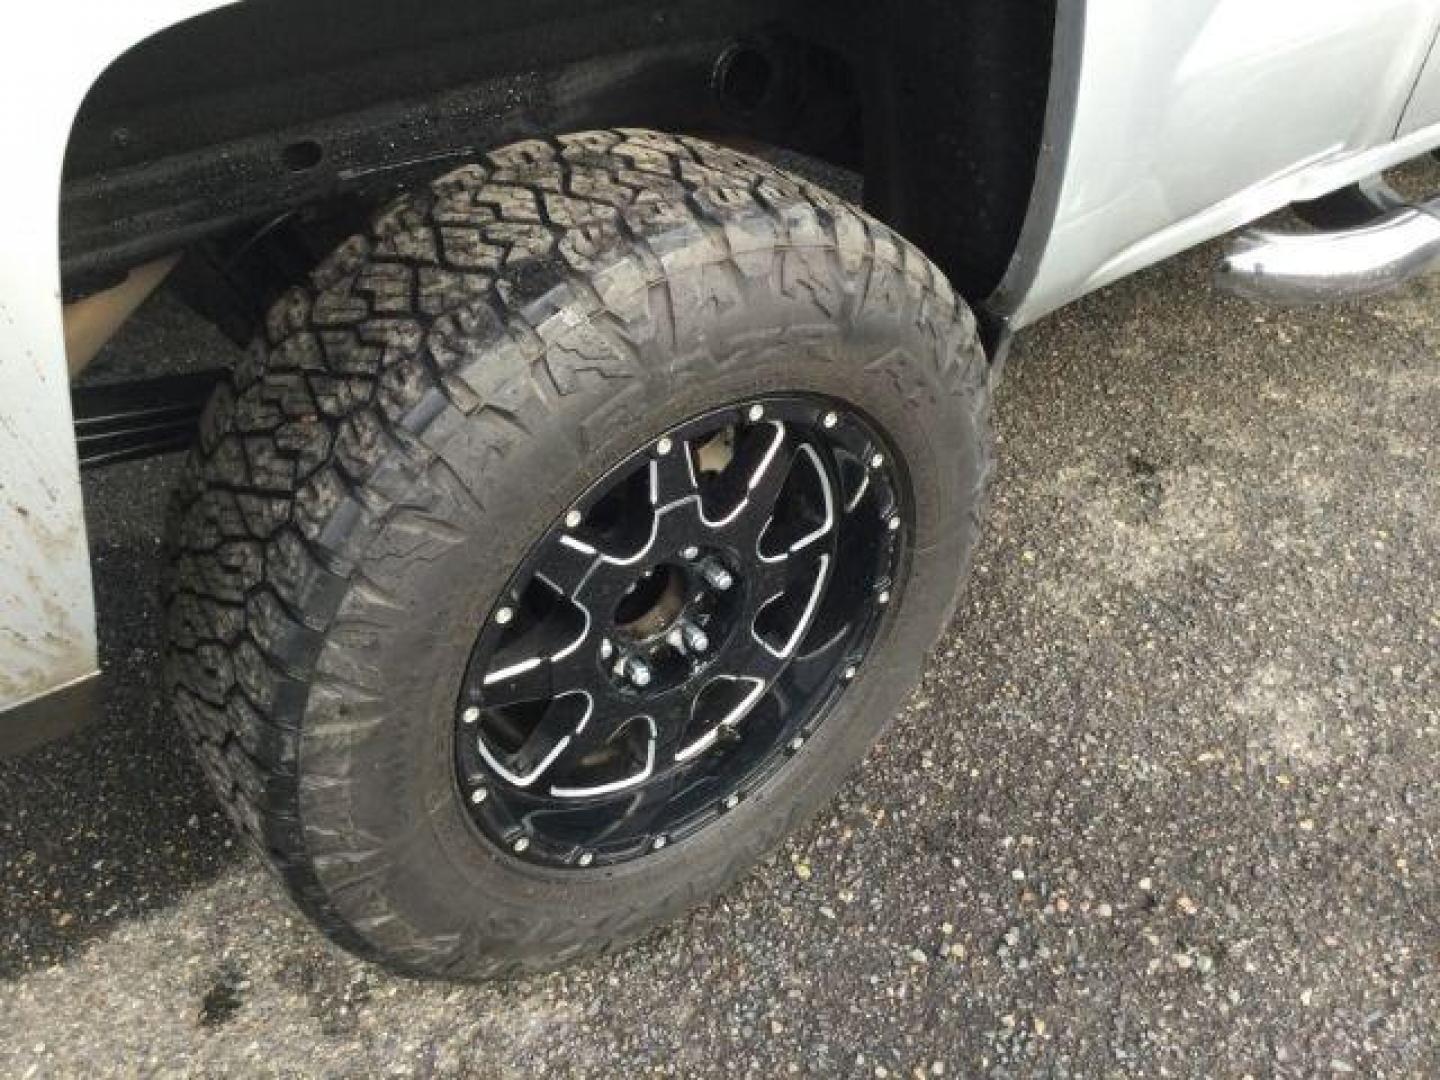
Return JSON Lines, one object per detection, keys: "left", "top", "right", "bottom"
{"left": 457, "top": 396, "right": 906, "bottom": 867}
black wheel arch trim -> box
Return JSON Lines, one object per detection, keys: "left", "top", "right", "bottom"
{"left": 979, "top": 0, "right": 1087, "bottom": 356}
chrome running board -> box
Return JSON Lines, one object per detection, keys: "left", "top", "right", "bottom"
{"left": 1217, "top": 196, "right": 1440, "bottom": 305}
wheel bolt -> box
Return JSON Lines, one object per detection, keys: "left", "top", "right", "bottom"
{"left": 652, "top": 835, "right": 668, "bottom": 850}
{"left": 512, "top": 836, "right": 529, "bottom": 853}
{"left": 747, "top": 404, "right": 765, "bottom": 421}
{"left": 788, "top": 735, "right": 805, "bottom": 751}
{"left": 655, "top": 436, "right": 673, "bottom": 456}
{"left": 625, "top": 657, "right": 653, "bottom": 688}
{"left": 471, "top": 787, "right": 488, "bottom": 804}
{"left": 565, "top": 509, "right": 582, "bottom": 528}
{"left": 724, "top": 793, "right": 740, "bottom": 810}
{"left": 870, "top": 452, "right": 884, "bottom": 468}
{"left": 682, "top": 621, "right": 709, "bottom": 653}
{"left": 495, "top": 605, "right": 515, "bottom": 625}
{"left": 600, "top": 638, "right": 614, "bottom": 661}
{"left": 822, "top": 411, "right": 838, "bottom": 428}
{"left": 878, "top": 589, "right": 891, "bottom": 605}
{"left": 577, "top": 851, "right": 595, "bottom": 867}
{"left": 682, "top": 545, "right": 700, "bottom": 560}
{"left": 700, "top": 560, "right": 733, "bottom": 591}
{"left": 887, "top": 515, "right": 901, "bottom": 532}
{"left": 843, "top": 665, "right": 857, "bottom": 681}
{"left": 462, "top": 706, "right": 480, "bottom": 724}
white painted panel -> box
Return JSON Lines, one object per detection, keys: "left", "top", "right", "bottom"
{"left": 0, "top": 2, "right": 231, "bottom": 714}
{"left": 1015, "top": 0, "right": 1440, "bottom": 326}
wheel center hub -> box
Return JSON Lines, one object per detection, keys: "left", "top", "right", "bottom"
{"left": 613, "top": 563, "right": 688, "bottom": 640}
{"left": 607, "top": 550, "right": 740, "bottom": 694}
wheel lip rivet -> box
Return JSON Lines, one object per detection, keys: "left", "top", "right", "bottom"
{"left": 564, "top": 509, "right": 583, "bottom": 528}
{"left": 878, "top": 589, "right": 891, "bottom": 605}
{"left": 471, "top": 787, "right": 488, "bottom": 804}
{"left": 723, "top": 793, "right": 740, "bottom": 810}
{"left": 512, "top": 836, "right": 530, "bottom": 853}
{"left": 788, "top": 735, "right": 805, "bottom": 751}
{"left": 887, "top": 515, "right": 902, "bottom": 532}
{"left": 870, "top": 452, "right": 885, "bottom": 468}
{"left": 843, "top": 665, "right": 858, "bottom": 681}
{"left": 681, "top": 545, "right": 700, "bottom": 560}
{"left": 747, "top": 403, "right": 765, "bottom": 422}
{"left": 600, "top": 638, "right": 614, "bottom": 660}
{"left": 655, "top": 436, "right": 673, "bottom": 456}
{"left": 462, "top": 706, "right": 481, "bottom": 724}
{"left": 652, "top": 835, "right": 668, "bottom": 850}
{"left": 821, "top": 411, "right": 839, "bottom": 429}
{"left": 495, "top": 605, "right": 515, "bottom": 626}
{"left": 577, "top": 850, "right": 595, "bottom": 867}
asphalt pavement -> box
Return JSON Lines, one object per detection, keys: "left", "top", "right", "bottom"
{"left": 1, "top": 173, "right": 1437, "bottom": 1077}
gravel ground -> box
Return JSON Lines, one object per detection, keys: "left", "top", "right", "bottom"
{"left": 2, "top": 168, "right": 1438, "bottom": 1078}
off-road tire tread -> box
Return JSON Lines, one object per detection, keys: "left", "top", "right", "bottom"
{"left": 164, "top": 129, "right": 992, "bottom": 977}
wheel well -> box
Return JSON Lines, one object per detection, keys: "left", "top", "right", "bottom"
{"left": 61, "top": 0, "right": 1058, "bottom": 335}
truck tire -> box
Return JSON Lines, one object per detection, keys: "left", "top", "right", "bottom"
{"left": 165, "top": 129, "right": 993, "bottom": 978}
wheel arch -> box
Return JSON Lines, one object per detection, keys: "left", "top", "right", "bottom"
{"left": 60, "top": 0, "right": 1069, "bottom": 319}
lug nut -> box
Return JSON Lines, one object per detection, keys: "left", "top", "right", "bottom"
{"left": 625, "top": 657, "right": 653, "bottom": 688}
{"left": 700, "top": 560, "right": 733, "bottom": 591}
{"left": 681, "top": 621, "right": 709, "bottom": 654}
{"left": 494, "top": 605, "right": 514, "bottom": 625}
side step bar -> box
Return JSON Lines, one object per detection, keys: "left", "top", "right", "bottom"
{"left": 1217, "top": 195, "right": 1440, "bottom": 305}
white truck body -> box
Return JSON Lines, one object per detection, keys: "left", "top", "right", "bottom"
{"left": 3, "top": 0, "right": 1440, "bottom": 726}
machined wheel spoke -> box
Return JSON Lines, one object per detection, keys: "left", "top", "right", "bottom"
{"left": 705, "top": 421, "right": 796, "bottom": 537}
{"left": 478, "top": 644, "right": 592, "bottom": 709}
{"left": 649, "top": 437, "right": 699, "bottom": 509}
{"left": 547, "top": 712, "right": 659, "bottom": 799}
{"left": 754, "top": 552, "right": 832, "bottom": 660}
{"left": 727, "top": 631, "right": 791, "bottom": 684}
{"left": 532, "top": 534, "right": 603, "bottom": 598}
{"left": 672, "top": 674, "right": 768, "bottom": 763}
{"left": 767, "top": 443, "right": 838, "bottom": 558}
{"left": 589, "top": 767, "right": 686, "bottom": 847}
{"left": 475, "top": 691, "right": 592, "bottom": 788}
